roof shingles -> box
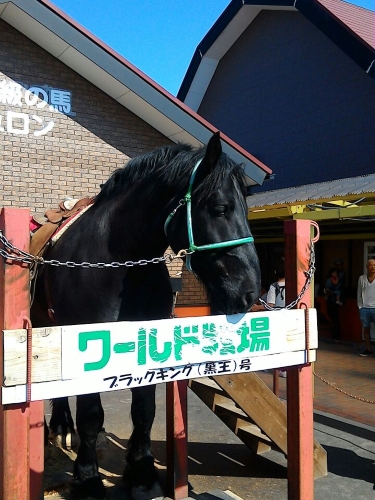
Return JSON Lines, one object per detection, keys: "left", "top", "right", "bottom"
{"left": 318, "top": 0, "right": 375, "bottom": 49}
{"left": 247, "top": 173, "right": 375, "bottom": 208}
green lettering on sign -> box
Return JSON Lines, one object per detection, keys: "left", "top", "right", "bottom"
{"left": 79, "top": 330, "right": 111, "bottom": 372}
{"left": 249, "top": 317, "right": 270, "bottom": 351}
{"left": 236, "top": 321, "right": 250, "bottom": 353}
{"left": 149, "top": 328, "right": 172, "bottom": 362}
{"left": 138, "top": 328, "right": 147, "bottom": 365}
{"left": 202, "top": 323, "right": 218, "bottom": 355}
{"left": 250, "top": 332, "right": 270, "bottom": 351}
{"left": 250, "top": 317, "right": 269, "bottom": 331}
{"left": 174, "top": 325, "right": 199, "bottom": 360}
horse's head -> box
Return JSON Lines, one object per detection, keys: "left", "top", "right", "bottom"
{"left": 166, "top": 132, "right": 261, "bottom": 315}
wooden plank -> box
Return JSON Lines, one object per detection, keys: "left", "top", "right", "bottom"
{"left": 189, "top": 376, "right": 324, "bottom": 466}
{"left": 214, "top": 400, "right": 272, "bottom": 454}
{"left": 236, "top": 421, "right": 272, "bottom": 443}
{"left": 3, "top": 309, "right": 318, "bottom": 389}
{"left": 2, "top": 349, "right": 316, "bottom": 404}
{"left": 213, "top": 373, "right": 287, "bottom": 449}
{"left": 237, "top": 425, "right": 272, "bottom": 455}
{"left": 189, "top": 378, "right": 272, "bottom": 455}
{"left": 3, "top": 327, "right": 62, "bottom": 385}
{"left": 2, "top": 308, "right": 318, "bottom": 387}
{"left": 214, "top": 400, "right": 270, "bottom": 438}
{"left": 212, "top": 372, "right": 327, "bottom": 479}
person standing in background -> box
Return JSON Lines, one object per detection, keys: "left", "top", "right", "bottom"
{"left": 334, "top": 258, "right": 346, "bottom": 302}
{"left": 357, "top": 259, "right": 375, "bottom": 356}
{"left": 266, "top": 259, "right": 285, "bottom": 309}
{"left": 325, "top": 267, "right": 342, "bottom": 342}
{"left": 251, "top": 259, "right": 285, "bottom": 311}
{"left": 251, "top": 258, "right": 287, "bottom": 377}
{"left": 325, "top": 268, "right": 343, "bottom": 306}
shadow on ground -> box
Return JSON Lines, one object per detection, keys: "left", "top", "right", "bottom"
{"left": 324, "top": 445, "right": 374, "bottom": 484}
{"left": 44, "top": 430, "right": 287, "bottom": 499}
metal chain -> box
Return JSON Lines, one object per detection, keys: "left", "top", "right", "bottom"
{"left": 258, "top": 240, "right": 316, "bottom": 311}
{"left": 5, "top": 230, "right": 372, "bottom": 406}
{"left": 0, "top": 230, "right": 189, "bottom": 269}
{"left": 313, "top": 370, "right": 375, "bottom": 404}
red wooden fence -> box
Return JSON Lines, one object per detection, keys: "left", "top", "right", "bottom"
{"left": 0, "top": 209, "right": 316, "bottom": 500}
{"left": 0, "top": 208, "right": 44, "bottom": 500}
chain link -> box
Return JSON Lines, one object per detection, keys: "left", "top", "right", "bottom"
{"left": 313, "top": 370, "right": 375, "bottom": 404}
{"left": 6, "top": 232, "right": 371, "bottom": 405}
{"left": 0, "top": 231, "right": 186, "bottom": 269}
{"left": 258, "top": 240, "right": 316, "bottom": 311}
{"left": 1, "top": 230, "right": 316, "bottom": 292}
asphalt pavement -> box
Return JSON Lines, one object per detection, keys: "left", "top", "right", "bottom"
{"left": 44, "top": 375, "right": 375, "bottom": 499}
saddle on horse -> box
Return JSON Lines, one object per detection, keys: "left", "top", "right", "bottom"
{"left": 30, "top": 197, "right": 94, "bottom": 258}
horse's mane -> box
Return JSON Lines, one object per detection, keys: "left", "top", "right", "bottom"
{"left": 95, "top": 142, "right": 246, "bottom": 204}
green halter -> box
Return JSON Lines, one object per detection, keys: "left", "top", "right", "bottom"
{"left": 164, "top": 158, "right": 254, "bottom": 272}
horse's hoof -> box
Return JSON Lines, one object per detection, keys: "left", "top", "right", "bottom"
{"left": 131, "top": 482, "right": 164, "bottom": 500}
{"left": 72, "top": 476, "right": 106, "bottom": 499}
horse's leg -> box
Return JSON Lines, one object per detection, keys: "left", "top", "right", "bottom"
{"left": 73, "top": 393, "right": 105, "bottom": 500}
{"left": 49, "top": 397, "right": 77, "bottom": 449}
{"left": 124, "top": 385, "right": 163, "bottom": 500}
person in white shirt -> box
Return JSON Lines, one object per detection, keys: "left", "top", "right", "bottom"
{"left": 251, "top": 259, "right": 287, "bottom": 377}
{"left": 251, "top": 259, "right": 285, "bottom": 310}
{"left": 357, "top": 259, "right": 375, "bottom": 356}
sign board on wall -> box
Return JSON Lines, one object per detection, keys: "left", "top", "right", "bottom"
{"left": 2, "top": 309, "right": 317, "bottom": 404}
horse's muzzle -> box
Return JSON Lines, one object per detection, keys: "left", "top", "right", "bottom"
{"left": 210, "top": 290, "right": 259, "bottom": 316}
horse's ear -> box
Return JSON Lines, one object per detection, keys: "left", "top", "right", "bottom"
{"left": 194, "top": 132, "right": 222, "bottom": 185}
{"left": 203, "top": 132, "right": 222, "bottom": 169}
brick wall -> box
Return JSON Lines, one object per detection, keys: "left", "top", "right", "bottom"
{"left": 177, "top": 266, "right": 207, "bottom": 304}
{"left": 0, "top": 20, "right": 169, "bottom": 213}
{"left": 164, "top": 252, "right": 208, "bottom": 306}
{"left": 0, "top": 20, "right": 207, "bottom": 307}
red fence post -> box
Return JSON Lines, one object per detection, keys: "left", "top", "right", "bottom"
{"left": 284, "top": 220, "right": 314, "bottom": 500}
{"left": 166, "top": 380, "right": 188, "bottom": 500}
{"left": 165, "top": 307, "right": 209, "bottom": 500}
{"left": 0, "top": 208, "right": 44, "bottom": 500}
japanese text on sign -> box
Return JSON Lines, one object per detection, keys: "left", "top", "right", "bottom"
{"left": 79, "top": 317, "right": 269, "bottom": 372}
{"left": 0, "top": 79, "right": 75, "bottom": 137}
{"left": 62, "top": 315, "right": 270, "bottom": 382}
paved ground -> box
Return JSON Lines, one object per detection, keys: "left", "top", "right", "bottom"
{"left": 44, "top": 339, "right": 375, "bottom": 499}
{"left": 262, "top": 338, "right": 375, "bottom": 428}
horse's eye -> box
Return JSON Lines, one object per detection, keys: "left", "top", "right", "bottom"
{"left": 213, "top": 204, "right": 227, "bottom": 216}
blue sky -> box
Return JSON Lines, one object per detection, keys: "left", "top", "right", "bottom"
{"left": 52, "top": 0, "right": 374, "bottom": 96}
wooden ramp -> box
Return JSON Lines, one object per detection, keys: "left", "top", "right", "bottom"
{"left": 189, "top": 373, "right": 327, "bottom": 479}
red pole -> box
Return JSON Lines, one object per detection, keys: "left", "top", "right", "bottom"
{"left": 284, "top": 220, "right": 314, "bottom": 500}
{"left": 166, "top": 307, "right": 209, "bottom": 500}
{"left": 0, "top": 208, "right": 44, "bottom": 500}
{"left": 166, "top": 380, "right": 188, "bottom": 500}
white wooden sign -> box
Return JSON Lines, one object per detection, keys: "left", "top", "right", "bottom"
{"left": 2, "top": 309, "right": 317, "bottom": 404}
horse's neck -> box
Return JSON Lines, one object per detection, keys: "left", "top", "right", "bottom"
{"left": 96, "top": 193, "right": 170, "bottom": 259}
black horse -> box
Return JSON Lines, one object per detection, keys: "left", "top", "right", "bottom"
{"left": 32, "top": 132, "right": 260, "bottom": 499}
